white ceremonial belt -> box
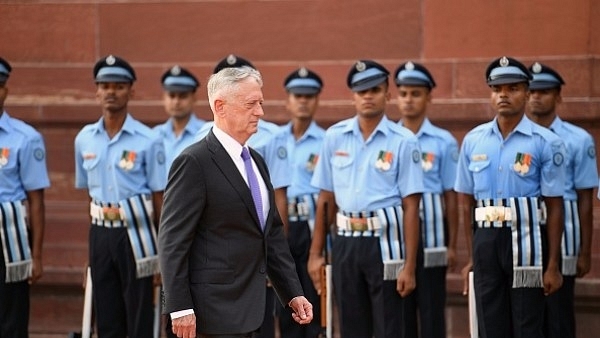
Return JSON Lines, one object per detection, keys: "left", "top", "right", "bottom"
{"left": 474, "top": 206, "right": 512, "bottom": 222}
{"left": 90, "top": 203, "right": 125, "bottom": 221}
{"left": 336, "top": 213, "right": 381, "bottom": 232}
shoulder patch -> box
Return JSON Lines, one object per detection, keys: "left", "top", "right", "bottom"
{"left": 277, "top": 146, "right": 287, "bottom": 159}
{"left": 412, "top": 149, "right": 420, "bottom": 163}
{"left": 34, "top": 148, "right": 45, "bottom": 161}
{"left": 588, "top": 145, "right": 596, "bottom": 159}
{"left": 553, "top": 152, "right": 564, "bottom": 166}
{"left": 157, "top": 151, "right": 166, "bottom": 165}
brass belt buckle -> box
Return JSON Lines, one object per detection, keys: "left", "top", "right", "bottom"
{"left": 349, "top": 218, "right": 368, "bottom": 231}
{"left": 102, "top": 207, "right": 121, "bottom": 221}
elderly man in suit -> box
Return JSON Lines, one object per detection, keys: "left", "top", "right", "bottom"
{"left": 158, "top": 66, "right": 313, "bottom": 338}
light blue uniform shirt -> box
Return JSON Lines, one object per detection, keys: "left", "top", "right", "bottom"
{"left": 399, "top": 118, "right": 458, "bottom": 193}
{"left": 196, "top": 119, "right": 287, "bottom": 188}
{"left": 311, "top": 115, "right": 424, "bottom": 212}
{"left": 153, "top": 114, "right": 205, "bottom": 173}
{"left": 548, "top": 117, "right": 598, "bottom": 200}
{"left": 280, "top": 121, "right": 325, "bottom": 198}
{"left": 0, "top": 112, "right": 50, "bottom": 202}
{"left": 74, "top": 114, "right": 167, "bottom": 203}
{"left": 454, "top": 115, "right": 565, "bottom": 200}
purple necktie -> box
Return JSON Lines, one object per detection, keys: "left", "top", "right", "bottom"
{"left": 241, "top": 147, "right": 264, "bottom": 228}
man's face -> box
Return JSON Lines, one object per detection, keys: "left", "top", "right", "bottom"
{"left": 96, "top": 82, "right": 133, "bottom": 113}
{"left": 353, "top": 82, "right": 390, "bottom": 118}
{"left": 528, "top": 88, "right": 561, "bottom": 117}
{"left": 163, "top": 91, "right": 196, "bottom": 119}
{"left": 286, "top": 93, "right": 319, "bottom": 121}
{"left": 396, "top": 85, "right": 430, "bottom": 118}
{"left": 220, "top": 78, "right": 264, "bottom": 141}
{"left": 0, "top": 83, "right": 7, "bottom": 110}
{"left": 489, "top": 82, "right": 529, "bottom": 117}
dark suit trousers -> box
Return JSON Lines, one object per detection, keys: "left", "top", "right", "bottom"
{"left": 276, "top": 220, "right": 322, "bottom": 338}
{"left": 0, "top": 247, "right": 29, "bottom": 338}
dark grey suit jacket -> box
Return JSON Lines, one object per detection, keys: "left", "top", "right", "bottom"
{"left": 158, "top": 130, "right": 303, "bottom": 335}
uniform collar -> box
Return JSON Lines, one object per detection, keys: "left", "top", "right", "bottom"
{"left": 399, "top": 117, "right": 434, "bottom": 137}
{"left": 344, "top": 115, "right": 392, "bottom": 137}
{"left": 0, "top": 112, "right": 13, "bottom": 133}
{"left": 92, "top": 113, "right": 135, "bottom": 135}
{"left": 285, "top": 120, "right": 321, "bottom": 141}
{"left": 549, "top": 116, "right": 563, "bottom": 133}
{"left": 491, "top": 114, "right": 534, "bottom": 137}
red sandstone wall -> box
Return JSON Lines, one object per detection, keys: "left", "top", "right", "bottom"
{"left": 1, "top": 0, "right": 599, "bottom": 292}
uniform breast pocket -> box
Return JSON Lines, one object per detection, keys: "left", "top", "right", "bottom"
{"left": 82, "top": 157, "right": 101, "bottom": 187}
{"left": 331, "top": 155, "right": 353, "bottom": 189}
{"left": 468, "top": 160, "right": 491, "bottom": 194}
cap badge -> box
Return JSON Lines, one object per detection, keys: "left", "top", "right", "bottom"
{"left": 499, "top": 56, "right": 509, "bottom": 67}
{"left": 226, "top": 54, "right": 237, "bottom": 65}
{"left": 532, "top": 62, "right": 542, "bottom": 73}
{"left": 298, "top": 67, "right": 308, "bottom": 77}
{"left": 106, "top": 55, "right": 116, "bottom": 65}
{"left": 375, "top": 150, "right": 393, "bottom": 171}
{"left": 405, "top": 61, "right": 415, "bottom": 70}
{"left": 170, "top": 65, "right": 181, "bottom": 76}
{"left": 355, "top": 61, "right": 366, "bottom": 72}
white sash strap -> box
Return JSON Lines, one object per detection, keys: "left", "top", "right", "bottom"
{"left": 0, "top": 201, "right": 32, "bottom": 283}
{"left": 288, "top": 193, "right": 319, "bottom": 233}
{"left": 337, "top": 206, "right": 406, "bottom": 281}
{"left": 561, "top": 200, "right": 580, "bottom": 276}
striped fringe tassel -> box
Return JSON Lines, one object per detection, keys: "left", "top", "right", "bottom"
{"left": 119, "top": 195, "right": 159, "bottom": 279}
{"left": 0, "top": 201, "right": 32, "bottom": 283}
{"left": 378, "top": 205, "right": 406, "bottom": 281}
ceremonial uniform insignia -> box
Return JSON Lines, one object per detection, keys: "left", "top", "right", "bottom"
{"left": 405, "top": 61, "right": 415, "bottom": 70}
{"left": 334, "top": 150, "right": 349, "bottom": 157}
{"left": 553, "top": 152, "right": 564, "bottom": 166}
{"left": 355, "top": 61, "right": 366, "bottom": 72}
{"left": 34, "top": 148, "right": 45, "bottom": 161}
{"left": 513, "top": 152, "right": 531, "bottom": 175}
{"left": 306, "top": 153, "right": 319, "bottom": 172}
{"left": 412, "top": 149, "right": 420, "bottom": 163}
{"left": 472, "top": 154, "right": 487, "bottom": 161}
{"left": 157, "top": 151, "right": 165, "bottom": 165}
{"left": 588, "top": 145, "right": 596, "bottom": 158}
{"left": 226, "top": 54, "right": 237, "bottom": 65}
{"left": 298, "top": 67, "right": 308, "bottom": 77}
{"left": 170, "top": 65, "right": 181, "bottom": 75}
{"left": 0, "top": 147, "right": 9, "bottom": 167}
{"left": 106, "top": 55, "right": 116, "bottom": 65}
{"left": 119, "top": 150, "right": 137, "bottom": 170}
{"left": 421, "top": 152, "right": 435, "bottom": 171}
{"left": 375, "top": 150, "right": 393, "bottom": 171}
{"left": 532, "top": 62, "right": 542, "bottom": 73}
{"left": 499, "top": 56, "right": 509, "bottom": 67}
{"left": 277, "top": 146, "right": 287, "bottom": 159}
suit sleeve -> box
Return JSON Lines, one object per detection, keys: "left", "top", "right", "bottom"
{"left": 158, "top": 151, "right": 206, "bottom": 314}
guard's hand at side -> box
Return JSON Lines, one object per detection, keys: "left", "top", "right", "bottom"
{"left": 289, "top": 296, "right": 313, "bottom": 325}
{"left": 308, "top": 254, "right": 325, "bottom": 294}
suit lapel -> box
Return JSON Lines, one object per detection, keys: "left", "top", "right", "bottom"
{"left": 206, "top": 131, "right": 263, "bottom": 230}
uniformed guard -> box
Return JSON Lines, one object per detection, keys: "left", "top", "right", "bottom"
{"left": 308, "top": 60, "right": 424, "bottom": 338}
{"left": 74, "top": 55, "right": 167, "bottom": 337}
{"left": 273, "top": 67, "right": 325, "bottom": 338}
{"left": 154, "top": 65, "right": 205, "bottom": 176}
{"left": 395, "top": 61, "right": 459, "bottom": 338}
{"left": 154, "top": 65, "right": 204, "bottom": 338}
{"left": 0, "top": 56, "right": 50, "bottom": 337}
{"left": 454, "top": 56, "right": 566, "bottom": 338}
{"left": 526, "top": 62, "right": 598, "bottom": 338}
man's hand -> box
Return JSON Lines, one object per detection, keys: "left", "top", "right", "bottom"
{"left": 308, "top": 254, "right": 325, "bottom": 295}
{"left": 289, "top": 296, "right": 313, "bottom": 325}
{"left": 447, "top": 247, "right": 457, "bottom": 272}
{"left": 396, "top": 268, "right": 416, "bottom": 297}
{"left": 461, "top": 261, "right": 473, "bottom": 296}
{"left": 543, "top": 265, "right": 563, "bottom": 296}
{"left": 29, "top": 257, "right": 43, "bottom": 284}
{"left": 172, "top": 313, "right": 196, "bottom": 338}
{"left": 576, "top": 253, "right": 591, "bottom": 278}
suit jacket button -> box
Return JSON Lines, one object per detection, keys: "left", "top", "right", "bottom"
{"left": 259, "top": 266, "right": 266, "bottom": 274}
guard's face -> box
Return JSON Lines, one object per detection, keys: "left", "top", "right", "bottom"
{"left": 528, "top": 88, "right": 561, "bottom": 117}
{"left": 396, "top": 85, "right": 430, "bottom": 118}
{"left": 96, "top": 82, "right": 133, "bottom": 113}
{"left": 221, "top": 78, "right": 264, "bottom": 140}
{"left": 163, "top": 91, "right": 196, "bottom": 119}
{"left": 286, "top": 93, "right": 319, "bottom": 121}
{"left": 353, "top": 82, "right": 390, "bottom": 118}
{"left": 490, "top": 82, "right": 529, "bottom": 117}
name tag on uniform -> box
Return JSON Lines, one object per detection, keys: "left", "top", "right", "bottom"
{"left": 471, "top": 154, "right": 487, "bottom": 161}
